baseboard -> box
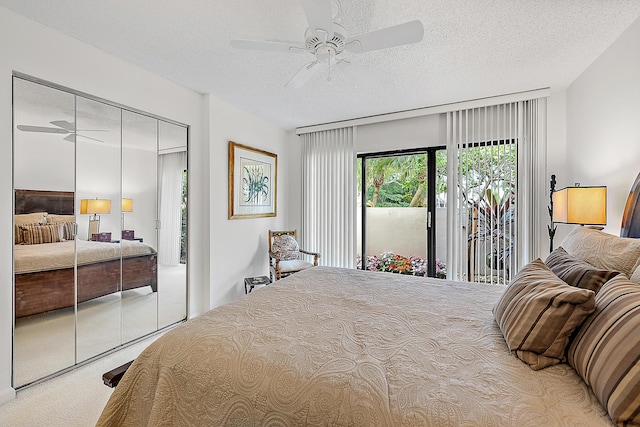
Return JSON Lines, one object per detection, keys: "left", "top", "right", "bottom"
{"left": 0, "top": 387, "right": 16, "bottom": 405}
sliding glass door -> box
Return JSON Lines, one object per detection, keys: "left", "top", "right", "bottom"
{"left": 358, "top": 141, "right": 517, "bottom": 284}
{"left": 357, "top": 148, "right": 447, "bottom": 278}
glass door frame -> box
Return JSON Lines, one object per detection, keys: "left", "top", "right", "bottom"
{"left": 358, "top": 146, "right": 445, "bottom": 278}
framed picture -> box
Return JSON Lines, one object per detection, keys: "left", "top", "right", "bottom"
{"left": 228, "top": 141, "right": 277, "bottom": 219}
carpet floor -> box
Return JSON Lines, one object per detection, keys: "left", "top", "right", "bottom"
{"left": 0, "top": 333, "right": 162, "bottom": 427}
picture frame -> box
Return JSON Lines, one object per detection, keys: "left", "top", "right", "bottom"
{"left": 228, "top": 141, "right": 277, "bottom": 219}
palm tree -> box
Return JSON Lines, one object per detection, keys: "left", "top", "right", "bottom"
{"left": 366, "top": 157, "right": 400, "bottom": 207}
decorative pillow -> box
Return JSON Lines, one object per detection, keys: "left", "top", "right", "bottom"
{"left": 57, "top": 221, "right": 75, "bottom": 241}
{"left": 631, "top": 266, "right": 640, "bottom": 284}
{"left": 14, "top": 212, "right": 47, "bottom": 225}
{"left": 18, "top": 223, "right": 62, "bottom": 245}
{"left": 46, "top": 214, "right": 75, "bottom": 224}
{"left": 567, "top": 275, "right": 640, "bottom": 426}
{"left": 561, "top": 227, "right": 640, "bottom": 278}
{"left": 14, "top": 212, "right": 47, "bottom": 244}
{"left": 493, "top": 258, "right": 596, "bottom": 370}
{"left": 545, "top": 247, "right": 620, "bottom": 293}
{"left": 15, "top": 222, "right": 40, "bottom": 245}
{"left": 271, "top": 235, "right": 300, "bottom": 260}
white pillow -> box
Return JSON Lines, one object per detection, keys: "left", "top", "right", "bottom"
{"left": 561, "top": 227, "right": 640, "bottom": 277}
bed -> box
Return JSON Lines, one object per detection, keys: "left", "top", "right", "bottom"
{"left": 14, "top": 189, "right": 157, "bottom": 318}
{"left": 96, "top": 228, "right": 640, "bottom": 427}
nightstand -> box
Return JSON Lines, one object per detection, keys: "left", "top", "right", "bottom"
{"left": 244, "top": 276, "right": 270, "bottom": 294}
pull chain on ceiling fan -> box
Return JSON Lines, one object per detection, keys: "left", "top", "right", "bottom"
{"left": 231, "top": 0, "right": 424, "bottom": 88}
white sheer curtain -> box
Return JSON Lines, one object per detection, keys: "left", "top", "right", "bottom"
{"left": 158, "top": 151, "right": 186, "bottom": 265}
{"left": 446, "top": 98, "right": 547, "bottom": 282}
{"left": 301, "top": 127, "right": 357, "bottom": 268}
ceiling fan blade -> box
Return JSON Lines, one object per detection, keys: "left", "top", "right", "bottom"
{"left": 300, "top": 0, "right": 334, "bottom": 38}
{"left": 17, "top": 125, "right": 69, "bottom": 134}
{"left": 345, "top": 20, "right": 424, "bottom": 54}
{"left": 231, "top": 39, "right": 305, "bottom": 53}
{"left": 49, "top": 120, "right": 75, "bottom": 131}
{"left": 78, "top": 133, "right": 104, "bottom": 142}
{"left": 67, "top": 133, "right": 104, "bottom": 143}
{"left": 285, "top": 61, "right": 321, "bottom": 89}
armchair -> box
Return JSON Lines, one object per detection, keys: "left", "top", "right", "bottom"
{"left": 268, "top": 230, "right": 320, "bottom": 281}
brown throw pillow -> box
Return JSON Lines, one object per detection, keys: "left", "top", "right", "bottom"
{"left": 14, "top": 212, "right": 47, "bottom": 244}
{"left": 493, "top": 259, "right": 596, "bottom": 370}
{"left": 18, "top": 223, "right": 62, "bottom": 245}
{"left": 545, "top": 247, "right": 620, "bottom": 293}
{"left": 567, "top": 275, "right": 640, "bottom": 426}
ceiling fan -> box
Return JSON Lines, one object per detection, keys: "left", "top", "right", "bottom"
{"left": 17, "top": 120, "right": 105, "bottom": 142}
{"left": 231, "top": 0, "right": 424, "bottom": 88}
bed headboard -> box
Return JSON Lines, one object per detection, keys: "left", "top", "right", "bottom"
{"left": 621, "top": 172, "right": 640, "bottom": 238}
{"left": 15, "top": 190, "right": 74, "bottom": 215}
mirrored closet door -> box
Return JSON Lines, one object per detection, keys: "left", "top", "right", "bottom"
{"left": 12, "top": 75, "right": 188, "bottom": 388}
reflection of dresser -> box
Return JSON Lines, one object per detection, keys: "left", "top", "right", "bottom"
{"left": 91, "top": 232, "right": 112, "bottom": 242}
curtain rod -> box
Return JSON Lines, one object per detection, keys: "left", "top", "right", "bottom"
{"left": 295, "top": 88, "right": 551, "bottom": 135}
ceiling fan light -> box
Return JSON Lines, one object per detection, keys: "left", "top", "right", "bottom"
{"left": 316, "top": 46, "right": 335, "bottom": 64}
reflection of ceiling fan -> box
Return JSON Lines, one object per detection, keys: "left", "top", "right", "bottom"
{"left": 231, "top": 0, "right": 424, "bottom": 88}
{"left": 17, "top": 120, "right": 106, "bottom": 142}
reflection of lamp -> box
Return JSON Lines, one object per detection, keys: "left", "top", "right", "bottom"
{"left": 549, "top": 180, "right": 606, "bottom": 250}
{"left": 121, "top": 198, "right": 134, "bottom": 239}
{"left": 80, "top": 198, "right": 111, "bottom": 239}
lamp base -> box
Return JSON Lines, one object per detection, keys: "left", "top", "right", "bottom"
{"left": 88, "top": 218, "right": 100, "bottom": 240}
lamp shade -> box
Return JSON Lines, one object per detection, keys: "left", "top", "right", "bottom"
{"left": 552, "top": 186, "right": 606, "bottom": 225}
{"left": 80, "top": 198, "right": 111, "bottom": 215}
{"left": 121, "top": 198, "right": 133, "bottom": 212}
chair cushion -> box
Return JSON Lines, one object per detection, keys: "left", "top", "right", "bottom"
{"left": 278, "top": 259, "right": 313, "bottom": 273}
{"left": 271, "top": 235, "right": 300, "bottom": 260}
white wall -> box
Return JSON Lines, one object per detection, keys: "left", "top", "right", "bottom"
{"left": 207, "top": 95, "right": 299, "bottom": 307}
{"left": 0, "top": 6, "right": 208, "bottom": 404}
{"left": 356, "top": 114, "right": 444, "bottom": 153}
{"left": 565, "top": 16, "right": 640, "bottom": 237}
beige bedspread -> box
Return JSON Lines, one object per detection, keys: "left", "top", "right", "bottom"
{"left": 97, "top": 267, "right": 612, "bottom": 426}
{"left": 14, "top": 239, "right": 156, "bottom": 274}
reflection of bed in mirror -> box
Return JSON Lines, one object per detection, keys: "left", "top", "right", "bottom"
{"left": 621, "top": 172, "right": 640, "bottom": 238}
{"left": 14, "top": 190, "right": 157, "bottom": 318}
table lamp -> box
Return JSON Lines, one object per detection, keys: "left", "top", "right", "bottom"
{"left": 80, "top": 198, "right": 111, "bottom": 240}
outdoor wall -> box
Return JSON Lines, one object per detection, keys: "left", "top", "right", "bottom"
{"left": 565, "top": 15, "right": 640, "bottom": 237}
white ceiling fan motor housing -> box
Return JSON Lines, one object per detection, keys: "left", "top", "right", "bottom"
{"left": 305, "top": 23, "right": 346, "bottom": 60}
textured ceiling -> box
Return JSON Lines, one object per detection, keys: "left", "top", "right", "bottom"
{"left": 2, "top": 1, "right": 640, "bottom": 130}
